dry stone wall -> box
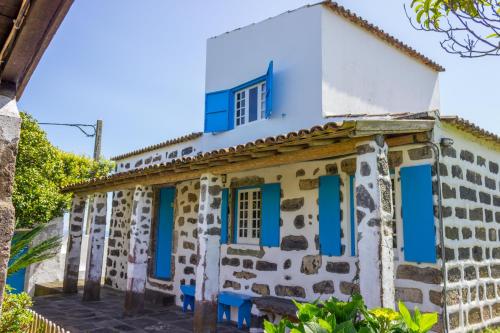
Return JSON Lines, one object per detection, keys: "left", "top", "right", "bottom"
{"left": 439, "top": 126, "right": 500, "bottom": 332}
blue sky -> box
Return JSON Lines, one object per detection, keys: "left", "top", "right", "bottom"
{"left": 19, "top": 0, "right": 499, "bottom": 159}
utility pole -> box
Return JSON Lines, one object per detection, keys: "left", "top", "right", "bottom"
{"left": 93, "top": 120, "right": 102, "bottom": 161}
{"left": 38, "top": 120, "right": 104, "bottom": 235}
{"left": 38, "top": 120, "right": 103, "bottom": 161}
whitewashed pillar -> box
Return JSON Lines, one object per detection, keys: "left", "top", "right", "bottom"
{"left": 124, "top": 185, "right": 153, "bottom": 316}
{"left": 194, "top": 174, "right": 223, "bottom": 333}
{"left": 0, "top": 88, "right": 21, "bottom": 315}
{"left": 355, "top": 135, "right": 395, "bottom": 309}
{"left": 82, "top": 192, "right": 107, "bottom": 301}
{"left": 63, "top": 194, "right": 87, "bottom": 293}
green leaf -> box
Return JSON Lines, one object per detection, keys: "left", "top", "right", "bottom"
{"left": 418, "top": 313, "right": 438, "bottom": 333}
{"left": 486, "top": 33, "right": 499, "bottom": 38}
{"left": 264, "top": 321, "right": 278, "bottom": 333}
{"left": 398, "top": 302, "right": 418, "bottom": 331}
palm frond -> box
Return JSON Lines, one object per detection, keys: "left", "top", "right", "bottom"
{"left": 8, "top": 226, "right": 62, "bottom": 276}
{"left": 9, "top": 225, "right": 45, "bottom": 259}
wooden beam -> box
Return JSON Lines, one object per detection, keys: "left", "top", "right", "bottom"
{"left": 67, "top": 132, "right": 431, "bottom": 195}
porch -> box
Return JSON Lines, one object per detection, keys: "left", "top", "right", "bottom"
{"left": 59, "top": 119, "right": 440, "bottom": 331}
{"left": 33, "top": 286, "right": 247, "bottom": 333}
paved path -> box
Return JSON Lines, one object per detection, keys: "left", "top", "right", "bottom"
{"left": 33, "top": 287, "right": 248, "bottom": 333}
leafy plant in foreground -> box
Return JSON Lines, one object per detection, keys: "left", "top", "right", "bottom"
{"left": 0, "top": 286, "right": 34, "bottom": 333}
{"left": 263, "top": 295, "right": 438, "bottom": 333}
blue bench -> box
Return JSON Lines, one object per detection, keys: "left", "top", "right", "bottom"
{"left": 180, "top": 285, "right": 195, "bottom": 312}
{"left": 217, "top": 291, "right": 252, "bottom": 329}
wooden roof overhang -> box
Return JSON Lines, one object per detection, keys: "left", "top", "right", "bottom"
{"left": 0, "top": 0, "right": 73, "bottom": 98}
{"left": 62, "top": 120, "right": 435, "bottom": 195}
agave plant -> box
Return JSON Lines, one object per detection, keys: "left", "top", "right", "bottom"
{"left": 8, "top": 224, "right": 62, "bottom": 276}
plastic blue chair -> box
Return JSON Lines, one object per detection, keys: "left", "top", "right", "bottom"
{"left": 217, "top": 291, "right": 252, "bottom": 329}
{"left": 180, "top": 285, "right": 195, "bottom": 312}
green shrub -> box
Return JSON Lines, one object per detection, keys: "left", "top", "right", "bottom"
{"left": 0, "top": 286, "right": 34, "bottom": 333}
{"left": 263, "top": 295, "right": 438, "bottom": 333}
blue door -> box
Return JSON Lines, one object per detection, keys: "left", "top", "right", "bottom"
{"left": 6, "top": 234, "right": 27, "bottom": 294}
{"left": 155, "top": 187, "right": 175, "bottom": 279}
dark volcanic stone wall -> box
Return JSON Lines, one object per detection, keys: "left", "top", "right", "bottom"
{"left": 104, "top": 180, "right": 200, "bottom": 307}
{"left": 439, "top": 126, "right": 500, "bottom": 331}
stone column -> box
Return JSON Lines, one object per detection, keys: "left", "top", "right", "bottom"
{"left": 82, "top": 192, "right": 107, "bottom": 301}
{"left": 124, "top": 185, "right": 153, "bottom": 316}
{"left": 0, "top": 89, "right": 21, "bottom": 314}
{"left": 193, "top": 174, "right": 223, "bottom": 333}
{"left": 355, "top": 136, "right": 395, "bottom": 309}
{"left": 63, "top": 194, "right": 87, "bottom": 293}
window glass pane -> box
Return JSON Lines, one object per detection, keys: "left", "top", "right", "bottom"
{"left": 235, "top": 90, "right": 246, "bottom": 126}
{"left": 249, "top": 87, "right": 258, "bottom": 122}
{"left": 237, "top": 188, "right": 262, "bottom": 245}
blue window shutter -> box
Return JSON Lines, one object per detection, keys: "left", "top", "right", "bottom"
{"left": 155, "top": 187, "right": 175, "bottom": 279}
{"left": 204, "top": 90, "right": 233, "bottom": 132}
{"left": 400, "top": 164, "right": 436, "bottom": 263}
{"left": 220, "top": 188, "right": 229, "bottom": 244}
{"left": 319, "top": 175, "right": 342, "bottom": 256}
{"left": 349, "top": 175, "right": 356, "bottom": 256}
{"left": 265, "top": 61, "right": 273, "bottom": 118}
{"left": 260, "top": 183, "right": 280, "bottom": 247}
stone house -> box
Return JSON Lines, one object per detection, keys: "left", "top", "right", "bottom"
{"left": 60, "top": 2, "right": 500, "bottom": 332}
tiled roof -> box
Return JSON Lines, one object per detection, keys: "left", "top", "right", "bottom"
{"left": 441, "top": 116, "right": 500, "bottom": 145}
{"left": 62, "top": 119, "right": 435, "bottom": 193}
{"left": 110, "top": 132, "right": 203, "bottom": 161}
{"left": 322, "top": 1, "right": 444, "bottom": 72}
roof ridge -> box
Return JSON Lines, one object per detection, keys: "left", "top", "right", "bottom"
{"left": 110, "top": 132, "right": 203, "bottom": 161}
{"left": 323, "top": 1, "right": 444, "bottom": 72}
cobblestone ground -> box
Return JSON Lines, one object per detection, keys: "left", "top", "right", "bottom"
{"left": 33, "top": 287, "right": 248, "bottom": 333}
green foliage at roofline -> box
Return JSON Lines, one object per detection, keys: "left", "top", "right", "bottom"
{"left": 264, "top": 295, "right": 438, "bottom": 333}
{"left": 13, "top": 112, "right": 113, "bottom": 229}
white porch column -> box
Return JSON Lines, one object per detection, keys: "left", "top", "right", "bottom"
{"left": 0, "top": 89, "right": 21, "bottom": 314}
{"left": 82, "top": 192, "right": 108, "bottom": 301}
{"left": 194, "top": 174, "right": 223, "bottom": 333}
{"left": 124, "top": 185, "right": 153, "bottom": 316}
{"left": 63, "top": 194, "right": 87, "bottom": 293}
{"left": 355, "top": 135, "right": 395, "bottom": 309}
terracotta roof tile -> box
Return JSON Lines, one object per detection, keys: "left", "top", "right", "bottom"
{"left": 440, "top": 116, "right": 500, "bottom": 145}
{"left": 110, "top": 132, "right": 203, "bottom": 161}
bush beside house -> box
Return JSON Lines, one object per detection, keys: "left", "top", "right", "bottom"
{"left": 13, "top": 112, "right": 113, "bottom": 229}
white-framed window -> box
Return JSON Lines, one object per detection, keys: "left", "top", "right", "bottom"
{"left": 234, "top": 82, "right": 266, "bottom": 127}
{"left": 237, "top": 188, "right": 262, "bottom": 245}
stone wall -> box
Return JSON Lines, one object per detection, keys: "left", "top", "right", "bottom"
{"left": 219, "top": 157, "right": 358, "bottom": 303}
{"left": 390, "top": 146, "right": 444, "bottom": 331}
{"left": 104, "top": 143, "right": 449, "bottom": 325}
{"left": 439, "top": 125, "right": 500, "bottom": 331}
{"left": 105, "top": 189, "right": 133, "bottom": 290}
{"left": 104, "top": 180, "right": 200, "bottom": 307}
{"left": 114, "top": 141, "right": 199, "bottom": 173}
{"left": 218, "top": 145, "right": 443, "bottom": 326}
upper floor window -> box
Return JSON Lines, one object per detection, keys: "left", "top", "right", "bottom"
{"left": 204, "top": 61, "right": 273, "bottom": 133}
{"left": 237, "top": 188, "right": 262, "bottom": 244}
{"left": 235, "top": 82, "right": 266, "bottom": 127}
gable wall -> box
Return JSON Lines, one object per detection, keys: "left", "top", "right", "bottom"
{"left": 321, "top": 7, "right": 440, "bottom": 118}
